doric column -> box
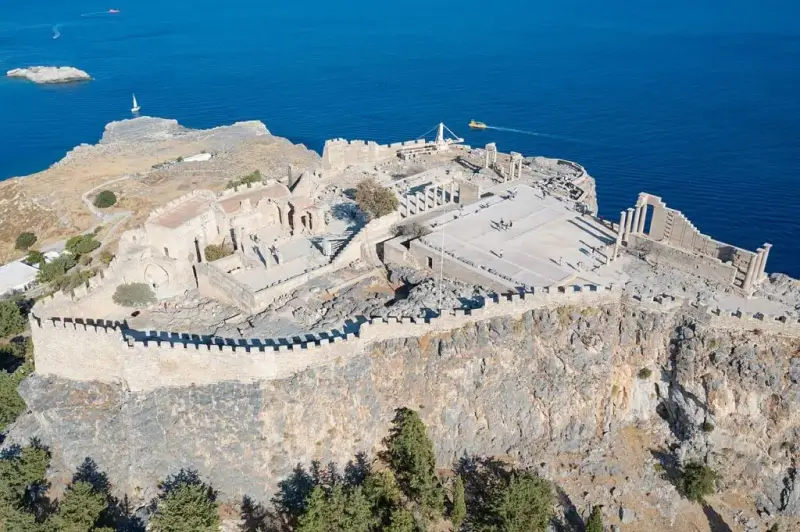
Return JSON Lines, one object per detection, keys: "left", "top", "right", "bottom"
{"left": 624, "top": 208, "right": 634, "bottom": 242}
{"left": 637, "top": 205, "right": 647, "bottom": 233}
{"left": 196, "top": 237, "right": 206, "bottom": 263}
{"left": 415, "top": 192, "right": 424, "bottom": 214}
{"left": 743, "top": 251, "right": 758, "bottom": 294}
{"left": 450, "top": 182, "right": 456, "bottom": 203}
{"left": 759, "top": 243, "right": 772, "bottom": 281}
{"left": 238, "top": 228, "right": 246, "bottom": 254}
{"left": 631, "top": 207, "right": 641, "bottom": 236}
{"left": 485, "top": 149, "right": 490, "bottom": 168}
{"left": 613, "top": 210, "right": 627, "bottom": 261}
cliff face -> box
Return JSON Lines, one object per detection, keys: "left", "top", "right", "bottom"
{"left": 8, "top": 302, "right": 799, "bottom": 524}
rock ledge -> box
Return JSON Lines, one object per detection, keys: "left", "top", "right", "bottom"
{"left": 7, "top": 66, "right": 91, "bottom": 84}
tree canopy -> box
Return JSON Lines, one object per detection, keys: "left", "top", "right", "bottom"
{"left": 355, "top": 178, "right": 399, "bottom": 220}
{"left": 65, "top": 234, "right": 101, "bottom": 257}
{"left": 93, "top": 190, "right": 117, "bottom": 209}
{"left": 681, "top": 460, "right": 717, "bottom": 502}
{"left": 112, "top": 283, "right": 156, "bottom": 308}
{"left": 149, "top": 471, "right": 220, "bottom": 532}
{"left": 585, "top": 504, "right": 603, "bottom": 532}
{"left": 384, "top": 408, "right": 444, "bottom": 514}
{"left": 14, "top": 233, "right": 36, "bottom": 251}
{"left": 0, "top": 300, "right": 25, "bottom": 338}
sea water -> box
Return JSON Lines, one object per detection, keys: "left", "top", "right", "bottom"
{"left": 1, "top": 0, "right": 798, "bottom": 274}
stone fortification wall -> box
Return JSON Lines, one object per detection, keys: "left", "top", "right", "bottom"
{"left": 321, "top": 138, "right": 427, "bottom": 172}
{"left": 32, "top": 284, "right": 624, "bottom": 391}
{"left": 195, "top": 258, "right": 258, "bottom": 313}
{"left": 145, "top": 189, "right": 216, "bottom": 222}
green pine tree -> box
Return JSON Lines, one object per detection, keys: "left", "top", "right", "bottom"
{"left": 384, "top": 408, "right": 444, "bottom": 515}
{"left": 451, "top": 475, "right": 466, "bottom": 531}
{"left": 363, "top": 469, "right": 404, "bottom": 528}
{"left": 51, "top": 481, "right": 109, "bottom": 532}
{"left": 585, "top": 505, "right": 603, "bottom": 532}
{"left": 385, "top": 507, "right": 416, "bottom": 532}
{"left": 296, "top": 486, "right": 328, "bottom": 532}
{"left": 149, "top": 476, "right": 219, "bottom": 532}
{"left": 484, "top": 472, "right": 553, "bottom": 532}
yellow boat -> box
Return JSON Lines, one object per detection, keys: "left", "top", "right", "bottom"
{"left": 469, "top": 119, "right": 487, "bottom": 130}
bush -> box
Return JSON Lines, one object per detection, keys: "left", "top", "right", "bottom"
{"left": 25, "top": 250, "right": 45, "bottom": 266}
{"left": 585, "top": 505, "right": 604, "bottom": 532}
{"left": 383, "top": 407, "right": 444, "bottom": 514}
{"left": 204, "top": 244, "right": 233, "bottom": 262}
{"left": 226, "top": 170, "right": 262, "bottom": 189}
{"left": 65, "top": 234, "right": 101, "bottom": 256}
{"left": 680, "top": 461, "right": 717, "bottom": 502}
{"left": 99, "top": 250, "right": 115, "bottom": 266}
{"left": 701, "top": 421, "right": 715, "bottom": 433}
{"left": 637, "top": 367, "right": 652, "bottom": 379}
{"left": 0, "top": 300, "right": 25, "bottom": 338}
{"left": 393, "top": 222, "right": 431, "bottom": 240}
{"left": 15, "top": 232, "right": 37, "bottom": 251}
{"left": 0, "top": 367, "right": 28, "bottom": 431}
{"left": 52, "top": 269, "right": 96, "bottom": 292}
{"left": 37, "top": 255, "right": 77, "bottom": 283}
{"left": 112, "top": 283, "right": 156, "bottom": 308}
{"left": 93, "top": 190, "right": 117, "bottom": 208}
{"left": 356, "top": 178, "right": 399, "bottom": 220}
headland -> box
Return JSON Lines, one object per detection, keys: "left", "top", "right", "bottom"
{"left": 4, "top": 118, "right": 800, "bottom": 530}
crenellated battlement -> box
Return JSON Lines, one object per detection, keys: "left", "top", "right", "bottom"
{"left": 29, "top": 282, "right": 798, "bottom": 391}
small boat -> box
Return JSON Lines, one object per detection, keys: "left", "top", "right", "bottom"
{"left": 109, "top": 9, "right": 120, "bottom": 13}
{"left": 469, "top": 119, "right": 487, "bottom": 130}
{"left": 131, "top": 94, "right": 140, "bottom": 113}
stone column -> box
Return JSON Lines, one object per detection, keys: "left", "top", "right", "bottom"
{"left": 637, "top": 205, "right": 647, "bottom": 233}
{"left": 624, "top": 208, "right": 634, "bottom": 243}
{"left": 507, "top": 158, "right": 514, "bottom": 182}
{"left": 450, "top": 182, "right": 457, "bottom": 203}
{"left": 631, "top": 206, "right": 641, "bottom": 236}
{"left": 613, "top": 210, "right": 626, "bottom": 261}
{"left": 742, "top": 252, "right": 758, "bottom": 294}
{"left": 485, "top": 149, "right": 490, "bottom": 168}
{"left": 415, "top": 192, "right": 425, "bottom": 214}
{"left": 759, "top": 243, "right": 772, "bottom": 281}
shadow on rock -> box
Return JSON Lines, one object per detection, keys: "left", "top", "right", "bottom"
{"left": 702, "top": 502, "right": 733, "bottom": 532}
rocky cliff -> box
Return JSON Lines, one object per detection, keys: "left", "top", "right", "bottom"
{"left": 7, "top": 66, "right": 91, "bottom": 84}
{"left": 7, "top": 300, "right": 800, "bottom": 529}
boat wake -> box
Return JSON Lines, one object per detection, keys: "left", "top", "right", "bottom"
{"left": 52, "top": 24, "right": 61, "bottom": 39}
{"left": 80, "top": 11, "right": 114, "bottom": 17}
{"left": 484, "top": 125, "right": 610, "bottom": 147}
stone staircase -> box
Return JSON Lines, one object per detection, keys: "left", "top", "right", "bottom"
{"left": 662, "top": 210, "right": 675, "bottom": 241}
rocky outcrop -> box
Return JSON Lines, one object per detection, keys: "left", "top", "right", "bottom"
{"left": 7, "top": 66, "right": 91, "bottom": 84}
{"left": 7, "top": 302, "right": 800, "bottom": 522}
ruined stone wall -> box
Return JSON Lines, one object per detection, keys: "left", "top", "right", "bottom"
{"left": 195, "top": 260, "right": 258, "bottom": 313}
{"left": 629, "top": 234, "right": 738, "bottom": 286}
{"left": 321, "top": 138, "right": 427, "bottom": 172}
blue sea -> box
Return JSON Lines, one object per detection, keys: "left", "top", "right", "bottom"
{"left": 1, "top": 0, "right": 799, "bottom": 275}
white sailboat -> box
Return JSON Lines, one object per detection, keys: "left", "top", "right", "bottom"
{"left": 131, "top": 94, "right": 140, "bottom": 114}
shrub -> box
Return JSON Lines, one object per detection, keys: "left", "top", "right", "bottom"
{"left": 0, "top": 300, "right": 25, "bottom": 338}
{"left": 15, "top": 232, "right": 37, "bottom": 251}
{"left": 99, "top": 250, "right": 115, "bottom": 266}
{"left": 79, "top": 254, "right": 93, "bottom": 266}
{"left": 93, "top": 190, "right": 117, "bottom": 208}
{"left": 24, "top": 250, "right": 45, "bottom": 266}
{"left": 393, "top": 222, "right": 431, "bottom": 240}
{"left": 701, "top": 421, "right": 715, "bottom": 433}
{"left": 585, "top": 505, "right": 604, "bottom": 532}
{"left": 65, "top": 234, "right": 101, "bottom": 256}
{"left": 226, "top": 170, "right": 262, "bottom": 189}
{"left": 356, "top": 178, "right": 399, "bottom": 220}
{"left": 52, "top": 269, "right": 96, "bottom": 292}
{"left": 37, "top": 255, "right": 77, "bottom": 283}
{"left": 204, "top": 244, "right": 233, "bottom": 262}
{"left": 112, "top": 283, "right": 156, "bottom": 308}
{"left": 637, "top": 367, "right": 653, "bottom": 379}
{"left": 383, "top": 407, "right": 444, "bottom": 514}
{"left": 680, "top": 461, "right": 717, "bottom": 502}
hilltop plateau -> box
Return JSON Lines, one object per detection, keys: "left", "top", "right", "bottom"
{"left": 0, "top": 117, "right": 320, "bottom": 261}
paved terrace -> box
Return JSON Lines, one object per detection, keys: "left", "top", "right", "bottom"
{"left": 421, "top": 185, "right": 617, "bottom": 287}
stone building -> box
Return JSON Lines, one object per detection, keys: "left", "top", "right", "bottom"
{"left": 114, "top": 180, "right": 328, "bottom": 297}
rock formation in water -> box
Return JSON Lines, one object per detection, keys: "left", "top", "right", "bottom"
{"left": 7, "top": 300, "right": 800, "bottom": 528}
{"left": 6, "top": 66, "right": 92, "bottom": 84}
